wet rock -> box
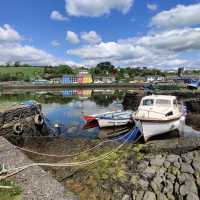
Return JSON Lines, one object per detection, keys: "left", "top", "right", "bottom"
{"left": 196, "top": 177, "right": 200, "bottom": 188}
{"left": 142, "top": 167, "right": 156, "bottom": 179}
{"left": 174, "top": 182, "right": 180, "bottom": 195}
{"left": 138, "top": 178, "right": 149, "bottom": 190}
{"left": 163, "top": 180, "right": 174, "bottom": 194}
{"left": 164, "top": 161, "right": 171, "bottom": 169}
{"left": 156, "top": 193, "right": 168, "bottom": 200}
{"left": 130, "top": 175, "right": 139, "bottom": 185}
{"left": 136, "top": 161, "right": 149, "bottom": 172}
{"left": 181, "top": 152, "right": 194, "bottom": 163}
{"left": 150, "top": 155, "right": 165, "bottom": 167}
{"left": 143, "top": 191, "right": 156, "bottom": 200}
{"left": 173, "top": 161, "right": 181, "bottom": 169}
{"left": 168, "top": 166, "right": 180, "bottom": 176}
{"left": 186, "top": 193, "right": 199, "bottom": 200}
{"left": 178, "top": 173, "right": 194, "bottom": 184}
{"left": 192, "top": 160, "right": 200, "bottom": 171}
{"left": 181, "top": 163, "right": 194, "bottom": 174}
{"left": 180, "top": 180, "right": 198, "bottom": 196}
{"left": 156, "top": 167, "right": 166, "bottom": 177}
{"left": 166, "top": 155, "right": 180, "bottom": 163}
{"left": 150, "top": 178, "right": 163, "bottom": 194}
{"left": 133, "top": 191, "right": 144, "bottom": 200}
{"left": 122, "top": 194, "right": 131, "bottom": 200}
{"left": 166, "top": 193, "right": 175, "bottom": 200}
{"left": 166, "top": 173, "right": 176, "bottom": 182}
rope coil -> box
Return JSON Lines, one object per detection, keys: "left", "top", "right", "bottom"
{"left": 0, "top": 127, "right": 141, "bottom": 181}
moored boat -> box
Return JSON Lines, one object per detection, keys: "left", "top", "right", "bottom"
{"left": 83, "top": 110, "right": 133, "bottom": 128}
{"left": 187, "top": 80, "right": 200, "bottom": 90}
{"left": 133, "top": 95, "right": 186, "bottom": 142}
{"left": 97, "top": 111, "right": 132, "bottom": 128}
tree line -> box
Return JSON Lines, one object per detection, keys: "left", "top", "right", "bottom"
{"left": 0, "top": 61, "right": 198, "bottom": 82}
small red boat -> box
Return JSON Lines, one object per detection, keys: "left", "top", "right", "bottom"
{"left": 83, "top": 115, "right": 96, "bottom": 122}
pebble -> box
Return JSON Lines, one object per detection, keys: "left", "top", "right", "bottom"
{"left": 186, "top": 193, "right": 199, "bottom": 200}
{"left": 192, "top": 160, "right": 200, "bottom": 171}
{"left": 173, "top": 161, "right": 180, "bottom": 169}
{"left": 166, "top": 155, "right": 180, "bottom": 163}
{"left": 156, "top": 193, "right": 168, "bottom": 200}
{"left": 179, "top": 180, "right": 198, "bottom": 196}
{"left": 138, "top": 178, "right": 149, "bottom": 189}
{"left": 135, "top": 191, "right": 144, "bottom": 200}
{"left": 164, "top": 161, "right": 170, "bottom": 168}
{"left": 181, "top": 163, "right": 194, "bottom": 174}
{"left": 143, "top": 191, "right": 156, "bottom": 200}
{"left": 122, "top": 194, "right": 131, "bottom": 200}
{"left": 142, "top": 167, "right": 156, "bottom": 179}
{"left": 150, "top": 155, "right": 165, "bottom": 167}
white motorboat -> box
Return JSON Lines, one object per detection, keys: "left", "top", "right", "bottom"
{"left": 133, "top": 95, "right": 186, "bottom": 142}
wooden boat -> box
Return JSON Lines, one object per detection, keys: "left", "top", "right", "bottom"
{"left": 83, "top": 110, "right": 133, "bottom": 128}
{"left": 83, "top": 110, "right": 121, "bottom": 122}
{"left": 133, "top": 95, "right": 186, "bottom": 142}
{"left": 96, "top": 111, "right": 133, "bottom": 128}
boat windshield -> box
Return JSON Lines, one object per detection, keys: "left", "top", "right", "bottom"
{"left": 156, "top": 99, "right": 171, "bottom": 106}
{"left": 143, "top": 99, "right": 154, "bottom": 106}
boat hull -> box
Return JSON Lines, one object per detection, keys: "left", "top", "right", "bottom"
{"left": 141, "top": 116, "right": 185, "bottom": 142}
{"left": 97, "top": 118, "right": 131, "bottom": 128}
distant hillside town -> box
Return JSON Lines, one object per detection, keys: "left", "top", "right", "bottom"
{"left": 0, "top": 62, "right": 199, "bottom": 85}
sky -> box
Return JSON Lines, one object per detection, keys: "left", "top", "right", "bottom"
{"left": 0, "top": 0, "right": 200, "bottom": 69}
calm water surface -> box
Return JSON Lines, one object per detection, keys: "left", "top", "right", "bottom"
{"left": 0, "top": 89, "right": 135, "bottom": 140}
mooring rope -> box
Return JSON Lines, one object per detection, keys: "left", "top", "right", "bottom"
{"left": 0, "top": 128, "right": 141, "bottom": 181}
{"left": 15, "top": 128, "right": 133, "bottom": 158}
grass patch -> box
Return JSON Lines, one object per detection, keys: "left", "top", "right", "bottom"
{"left": 0, "top": 180, "right": 23, "bottom": 200}
{"left": 0, "top": 67, "right": 44, "bottom": 79}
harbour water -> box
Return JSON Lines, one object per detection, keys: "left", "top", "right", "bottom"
{"left": 0, "top": 89, "right": 133, "bottom": 141}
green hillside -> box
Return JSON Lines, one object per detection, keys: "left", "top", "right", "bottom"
{"left": 0, "top": 67, "right": 44, "bottom": 77}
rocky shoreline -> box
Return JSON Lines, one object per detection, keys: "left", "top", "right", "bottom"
{"left": 130, "top": 151, "right": 200, "bottom": 200}
{"left": 53, "top": 136, "right": 200, "bottom": 200}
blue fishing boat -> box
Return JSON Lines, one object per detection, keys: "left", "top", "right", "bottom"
{"left": 187, "top": 80, "right": 200, "bottom": 90}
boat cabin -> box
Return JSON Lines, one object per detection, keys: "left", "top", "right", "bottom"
{"left": 134, "top": 95, "right": 181, "bottom": 121}
{"left": 141, "top": 95, "right": 178, "bottom": 108}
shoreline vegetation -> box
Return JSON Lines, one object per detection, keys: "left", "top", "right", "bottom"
{"left": 0, "top": 179, "right": 22, "bottom": 200}
{"left": 0, "top": 62, "right": 199, "bottom": 84}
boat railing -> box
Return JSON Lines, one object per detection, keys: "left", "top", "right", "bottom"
{"left": 135, "top": 108, "right": 167, "bottom": 117}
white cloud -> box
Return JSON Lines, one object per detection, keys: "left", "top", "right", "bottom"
{"left": 50, "top": 10, "right": 68, "bottom": 21}
{"left": 66, "top": 31, "right": 80, "bottom": 44}
{"left": 51, "top": 40, "right": 60, "bottom": 48}
{"left": 0, "top": 24, "right": 21, "bottom": 43}
{"left": 0, "top": 43, "right": 65, "bottom": 66}
{"left": 123, "top": 28, "right": 200, "bottom": 52}
{"left": 67, "top": 27, "right": 200, "bottom": 69}
{"left": 65, "top": 0, "right": 134, "bottom": 17}
{"left": 81, "top": 31, "right": 102, "bottom": 44}
{"left": 0, "top": 24, "right": 80, "bottom": 66}
{"left": 151, "top": 3, "right": 200, "bottom": 29}
{"left": 147, "top": 3, "right": 158, "bottom": 11}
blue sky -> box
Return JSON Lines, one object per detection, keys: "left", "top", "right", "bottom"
{"left": 0, "top": 0, "right": 200, "bottom": 69}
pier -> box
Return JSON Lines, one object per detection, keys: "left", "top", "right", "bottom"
{"left": 0, "top": 136, "right": 78, "bottom": 200}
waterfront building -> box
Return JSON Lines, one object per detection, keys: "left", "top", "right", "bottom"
{"left": 93, "top": 76, "right": 116, "bottom": 83}
{"left": 62, "top": 74, "right": 93, "bottom": 84}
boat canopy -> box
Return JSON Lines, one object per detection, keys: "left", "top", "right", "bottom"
{"left": 141, "top": 95, "right": 177, "bottom": 107}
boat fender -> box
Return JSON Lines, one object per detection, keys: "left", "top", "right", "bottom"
{"left": 13, "top": 123, "right": 23, "bottom": 135}
{"left": 34, "top": 114, "right": 44, "bottom": 126}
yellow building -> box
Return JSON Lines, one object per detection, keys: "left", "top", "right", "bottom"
{"left": 82, "top": 74, "right": 93, "bottom": 84}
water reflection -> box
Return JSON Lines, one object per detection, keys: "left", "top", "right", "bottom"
{"left": 0, "top": 89, "right": 128, "bottom": 140}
